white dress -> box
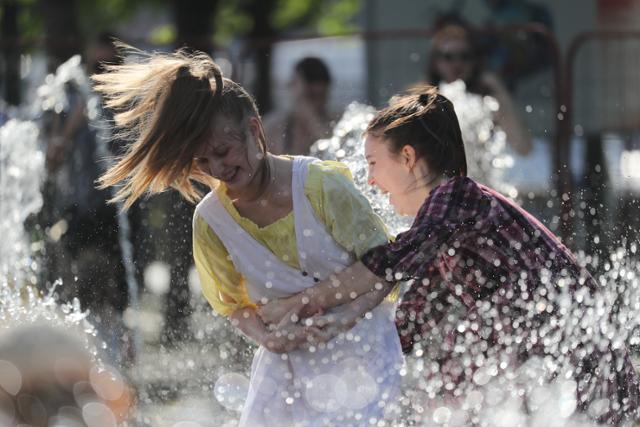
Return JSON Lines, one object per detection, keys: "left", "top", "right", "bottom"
{"left": 195, "top": 156, "right": 403, "bottom": 426}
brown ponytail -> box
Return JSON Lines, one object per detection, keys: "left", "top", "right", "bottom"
{"left": 92, "top": 44, "right": 260, "bottom": 210}
{"left": 366, "top": 84, "right": 467, "bottom": 179}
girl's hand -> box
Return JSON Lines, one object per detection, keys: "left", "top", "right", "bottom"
{"left": 262, "top": 307, "right": 323, "bottom": 353}
{"left": 263, "top": 324, "right": 323, "bottom": 353}
{"left": 257, "top": 296, "right": 300, "bottom": 326}
{"left": 307, "top": 309, "right": 360, "bottom": 343}
{"left": 258, "top": 293, "right": 318, "bottom": 326}
{"left": 304, "top": 288, "right": 386, "bottom": 344}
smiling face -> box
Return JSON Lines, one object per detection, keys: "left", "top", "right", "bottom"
{"left": 194, "top": 115, "right": 266, "bottom": 194}
{"left": 364, "top": 133, "right": 426, "bottom": 216}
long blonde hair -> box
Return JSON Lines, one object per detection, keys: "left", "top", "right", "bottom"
{"left": 93, "top": 45, "right": 261, "bottom": 209}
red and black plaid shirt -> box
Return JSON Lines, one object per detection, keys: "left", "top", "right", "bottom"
{"left": 362, "top": 176, "right": 639, "bottom": 423}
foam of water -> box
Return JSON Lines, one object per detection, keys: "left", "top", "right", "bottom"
{"left": 0, "top": 54, "right": 132, "bottom": 425}
{"left": 311, "top": 102, "right": 412, "bottom": 235}
{"left": 0, "top": 56, "right": 124, "bottom": 356}
{"left": 0, "top": 119, "right": 44, "bottom": 285}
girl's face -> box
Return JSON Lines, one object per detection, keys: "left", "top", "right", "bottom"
{"left": 364, "top": 134, "right": 425, "bottom": 216}
{"left": 433, "top": 39, "right": 474, "bottom": 84}
{"left": 195, "top": 115, "right": 265, "bottom": 193}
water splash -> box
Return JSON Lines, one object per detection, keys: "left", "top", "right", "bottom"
{"left": 0, "top": 120, "right": 44, "bottom": 285}
{"left": 3, "top": 55, "right": 639, "bottom": 426}
{"left": 311, "top": 102, "right": 412, "bottom": 235}
{"left": 0, "top": 53, "right": 137, "bottom": 425}
{"left": 311, "top": 89, "right": 640, "bottom": 426}
{"left": 87, "top": 73, "right": 143, "bottom": 358}
{"left": 0, "top": 56, "right": 103, "bottom": 348}
{"left": 34, "top": 55, "right": 91, "bottom": 116}
{"left": 439, "top": 80, "right": 516, "bottom": 197}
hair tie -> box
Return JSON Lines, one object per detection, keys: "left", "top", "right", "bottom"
{"left": 176, "top": 65, "right": 192, "bottom": 80}
{"left": 418, "top": 93, "right": 430, "bottom": 105}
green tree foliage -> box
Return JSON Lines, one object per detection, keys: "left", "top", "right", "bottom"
{"left": 1, "top": 0, "right": 40, "bottom": 46}
{"left": 214, "top": 0, "right": 361, "bottom": 45}
{"left": 74, "top": 0, "right": 161, "bottom": 38}
{"left": 1, "top": 0, "right": 360, "bottom": 49}
{"left": 0, "top": 0, "right": 167, "bottom": 45}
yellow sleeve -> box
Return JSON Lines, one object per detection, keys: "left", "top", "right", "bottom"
{"left": 192, "top": 214, "right": 257, "bottom": 316}
{"left": 305, "top": 161, "right": 390, "bottom": 257}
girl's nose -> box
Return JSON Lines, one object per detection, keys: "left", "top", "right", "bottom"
{"left": 367, "top": 175, "right": 376, "bottom": 187}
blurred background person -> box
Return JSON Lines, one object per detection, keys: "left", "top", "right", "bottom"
{"left": 481, "top": 0, "right": 554, "bottom": 90}
{"left": 40, "top": 33, "right": 134, "bottom": 366}
{"left": 264, "top": 56, "right": 336, "bottom": 155}
{"left": 427, "top": 23, "right": 532, "bottom": 156}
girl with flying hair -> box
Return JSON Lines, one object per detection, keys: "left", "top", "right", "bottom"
{"left": 260, "top": 85, "right": 640, "bottom": 425}
{"left": 92, "top": 47, "right": 402, "bottom": 426}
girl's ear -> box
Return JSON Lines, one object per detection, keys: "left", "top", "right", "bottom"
{"left": 247, "top": 116, "right": 261, "bottom": 140}
{"left": 400, "top": 144, "right": 417, "bottom": 170}
{"left": 248, "top": 116, "right": 267, "bottom": 154}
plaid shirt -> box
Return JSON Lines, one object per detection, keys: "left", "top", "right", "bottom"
{"left": 362, "top": 176, "right": 639, "bottom": 423}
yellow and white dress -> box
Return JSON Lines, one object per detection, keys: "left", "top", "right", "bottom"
{"left": 193, "top": 156, "right": 402, "bottom": 426}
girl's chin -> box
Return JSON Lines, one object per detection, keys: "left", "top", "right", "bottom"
{"left": 222, "top": 170, "right": 244, "bottom": 187}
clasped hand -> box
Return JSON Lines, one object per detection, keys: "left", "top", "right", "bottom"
{"left": 259, "top": 295, "right": 359, "bottom": 353}
{"left": 261, "top": 305, "right": 324, "bottom": 354}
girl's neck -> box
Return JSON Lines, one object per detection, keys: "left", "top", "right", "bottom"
{"left": 425, "top": 175, "right": 445, "bottom": 196}
{"left": 406, "top": 172, "right": 446, "bottom": 216}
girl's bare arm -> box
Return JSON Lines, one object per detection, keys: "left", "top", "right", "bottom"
{"left": 258, "top": 261, "right": 392, "bottom": 325}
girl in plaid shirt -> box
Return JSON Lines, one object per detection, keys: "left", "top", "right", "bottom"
{"left": 260, "top": 85, "right": 639, "bottom": 424}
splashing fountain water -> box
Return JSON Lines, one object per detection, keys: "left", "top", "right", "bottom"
{"left": 0, "top": 56, "right": 137, "bottom": 425}
{"left": 0, "top": 57, "right": 96, "bottom": 334}
{"left": 2, "top": 62, "right": 639, "bottom": 426}
{"left": 38, "top": 55, "right": 142, "bottom": 356}
{"left": 310, "top": 83, "right": 640, "bottom": 426}
{"left": 0, "top": 119, "right": 43, "bottom": 285}
{"left": 311, "top": 102, "right": 413, "bottom": 235}
{"left": 438, "top": 80, "right": 516, "bottom": 198}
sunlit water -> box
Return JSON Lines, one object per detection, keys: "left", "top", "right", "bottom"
{"left": 0, "top": 56, "right": 131, "bottom": 426}
{"left": 310, "top": 82, "right": 640, "bottom": 426}
{"left": 0, "top": 57, "right": 93, "bottom": 331}
{"left": 1, "top": 60, "right": 639, "bottom": 427}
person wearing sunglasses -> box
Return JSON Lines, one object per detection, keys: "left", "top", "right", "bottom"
{"left": 427, "top": 24, "right": 532, "bottom": 157}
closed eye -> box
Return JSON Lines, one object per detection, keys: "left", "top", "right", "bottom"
{"left": 214, "top": 148, "right": 229, "bottom": 157}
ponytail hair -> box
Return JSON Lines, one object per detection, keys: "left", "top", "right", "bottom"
{"left": 93, "top": 44, "right": 260, "bottom": 209}
{"left": 366, "top": 84, "right": 467, "bottom": 179}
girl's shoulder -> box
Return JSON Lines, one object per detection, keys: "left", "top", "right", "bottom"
{"left": 417, "top": 176, "right": 489, "bottom": 225}
{"left": 307, "top": 159, "right": 352, "bottom": 182}
{"left": 304, "top": 159, "right": 357, "bottom": 201}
